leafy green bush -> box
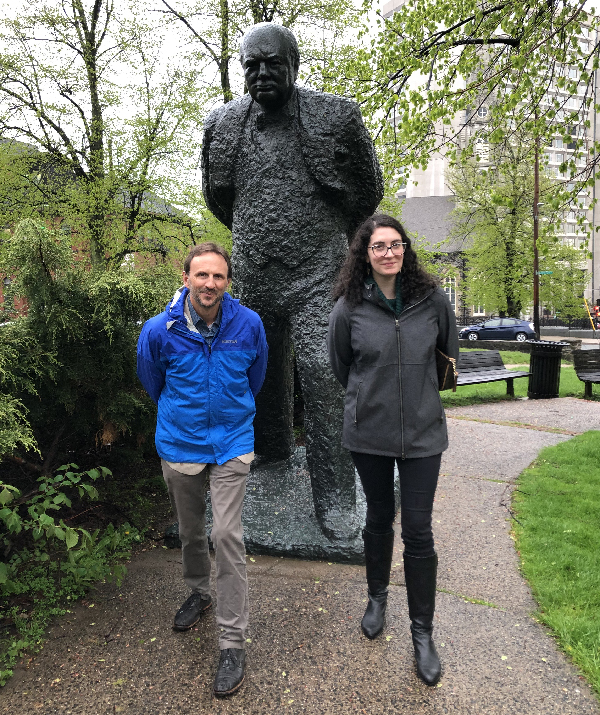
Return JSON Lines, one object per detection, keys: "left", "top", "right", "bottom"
{"left": 0, "top": 218, "right": 181, "bottom": 474}
{"left": 0, "top": 464, "right": 142, "bottom": 685}
{"left": 0, "top": 219, "right": 178, "bottom": 684}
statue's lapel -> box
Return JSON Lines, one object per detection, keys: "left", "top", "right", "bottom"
{"left": 210, "top": 95, "right": 253, "bottom": 189}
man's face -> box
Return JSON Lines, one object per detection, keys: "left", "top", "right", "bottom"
{"left": 183, "top": 253, "right": 231, "bottom": 313}
{"left": 241, "top": 29, "right": 297, "bottom": 111}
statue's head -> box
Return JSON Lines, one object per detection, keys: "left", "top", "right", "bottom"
{"left": 239, "top": 23, "right": 299, "bottom": 111}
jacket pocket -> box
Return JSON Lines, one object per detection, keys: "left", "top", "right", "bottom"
{"left": 354, "top": 381, "right": 362, "bottom": 424}
{"left": 430, "top": 376, "right": 445, "bottom": 423}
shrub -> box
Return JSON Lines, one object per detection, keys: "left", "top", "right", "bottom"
{"left": 0, "top": 464, "right": 142, "bottom": 684}
{"left": 0, "top": 219, "right": 181, "bottom": 475}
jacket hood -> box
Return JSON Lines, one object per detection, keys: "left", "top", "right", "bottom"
{"left": 164, "top": 286, "right": 239, "bottom": 328}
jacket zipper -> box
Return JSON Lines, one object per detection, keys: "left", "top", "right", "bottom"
{"left": 395, "top": 317, "right": 405, "bottom": 460}
{"left": 354, "top": 382, "right": 362, "bottom": 424}
{"left": 393, "top": 292, "right": 431, "bottom": 460}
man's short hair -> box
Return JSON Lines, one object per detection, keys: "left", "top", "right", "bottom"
{"left": 184, "top": 242, "right": 232, "bottom": 279}
{"left": 239, "top": 23, "right": 300, "bottom": 71}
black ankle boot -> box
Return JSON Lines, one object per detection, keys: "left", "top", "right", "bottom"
{"left": 361, "top": 528, "right": 394, "bottom": 639}
{"left": 403, "top": 553, "right": 441, "bottom": 685}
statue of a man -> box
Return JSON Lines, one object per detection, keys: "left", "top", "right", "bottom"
{"left": 202, "top": 23, "right": 383, "bottom": 539}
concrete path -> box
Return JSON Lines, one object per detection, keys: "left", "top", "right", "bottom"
{"left": 2, "top": 398, "right": 600, "bottom": 714}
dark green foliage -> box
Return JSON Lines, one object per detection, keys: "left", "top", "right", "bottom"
{"left": 0, "top": 219, "right": 181, "bottom": 475}
{"left": 0, "top": 218, "right": 179, "bottom": 685}
{"left": 0, "top": 463, "right": 144, "bottom": 685}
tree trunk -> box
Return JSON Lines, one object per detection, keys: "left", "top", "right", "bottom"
{"left": 504, "top": 212, "right": 522, "bottom": 317}
{"left": 75, "top": 0, "right": 108, "bottom": 267}
{"left": 220, "top": 0, "right": 233, "bottom": 103}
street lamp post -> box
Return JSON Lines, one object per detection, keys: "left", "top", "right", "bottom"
{"left": 533, "top": 133, "right": 541, "bottom": 340}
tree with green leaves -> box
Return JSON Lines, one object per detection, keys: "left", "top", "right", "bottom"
{"left": 344, "top": 0, "right": 599, "bottom": 205}
{"left": 447, "top": 137, "right": 587, "bottom": 318}
{"left": 0, "top": 0, "right": 206, "bottom": 267}
{"left": 0, "top": 219, "right": 181, "bottom": 475}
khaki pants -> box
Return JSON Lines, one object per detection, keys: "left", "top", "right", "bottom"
{"left": 161, "top": 458, "right": 250, "bottom": 650}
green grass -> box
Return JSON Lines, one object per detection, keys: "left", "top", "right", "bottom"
{"left": 513, "top": 432, "right": 600, "bottom": 697}
{"left": 441, "top": 351, "right": 600, "bottom": 407}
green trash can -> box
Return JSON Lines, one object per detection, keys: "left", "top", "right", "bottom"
{"left": 527, "top": 341, "right": 569, "bottom": 399}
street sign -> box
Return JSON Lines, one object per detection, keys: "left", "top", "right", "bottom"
{"left": 536, "top": 270, "right": 553, "bottom": 275}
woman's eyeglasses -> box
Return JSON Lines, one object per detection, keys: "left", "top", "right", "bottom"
{"left": 368, "top": 242, "right": 406, "bottom": 257}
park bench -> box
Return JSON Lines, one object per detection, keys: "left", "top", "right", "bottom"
{"left": 573, "top": 349, "right": 600, "bottom": 398}
{"left": 457, "top": 350, "right": 531, "bottom": 396}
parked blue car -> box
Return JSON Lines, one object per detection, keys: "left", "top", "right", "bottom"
{"left": 459, "top": 318, "right": 536, "bottom": 342}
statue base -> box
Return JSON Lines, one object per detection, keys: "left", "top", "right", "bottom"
{"left": 164, "top": 448, "right": 401, "bottom": 565}
{"left": 212, "top": 447, "right": 368, "bottom": 564}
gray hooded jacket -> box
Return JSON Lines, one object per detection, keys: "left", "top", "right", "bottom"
{"left": 327, "top": 284, "right": 459, "bottom": 459}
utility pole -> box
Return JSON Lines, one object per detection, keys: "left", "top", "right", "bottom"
{"left": 533, "top": 128, "right": 541, "bottom": 341}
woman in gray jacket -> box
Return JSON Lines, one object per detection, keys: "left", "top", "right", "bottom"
{"left": 327, "top": 214, "right": 458, "bottom": 686}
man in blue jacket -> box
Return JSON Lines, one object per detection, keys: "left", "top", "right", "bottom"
{"left": 137, "top": 242, "right": 267, "bottom": 697}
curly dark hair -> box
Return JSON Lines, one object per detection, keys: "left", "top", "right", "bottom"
{"left": 333, "top": 214, "right": 438, "bottom": 307}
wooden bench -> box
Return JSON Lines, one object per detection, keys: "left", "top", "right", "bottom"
{"left": 573, "top": 349, "right": 600, "bottom": 398}
{"left": 457, "top": 350, "right": 531, "bottom": 396}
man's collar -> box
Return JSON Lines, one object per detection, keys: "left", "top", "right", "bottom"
{"left": 187, "top": 294, "right": 222, "bottom": 329}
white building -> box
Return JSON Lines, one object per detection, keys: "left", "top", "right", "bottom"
{"left": 382, "top": 2, "right": 600, "bottom": 312}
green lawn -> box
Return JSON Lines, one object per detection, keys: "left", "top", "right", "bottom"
{"left": 513, "top": 432, "right": 600, "bottom": 697}
{"left": 441, "top": 351, "right": 600, "bottom": 407}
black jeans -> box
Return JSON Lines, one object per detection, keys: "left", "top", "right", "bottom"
{"left": 350, "top": 452, "right": 441, "bottom": 558}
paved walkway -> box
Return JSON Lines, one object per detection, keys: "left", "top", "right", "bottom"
{"left": 2, "top": 398, "right": 600, "bottom": 714}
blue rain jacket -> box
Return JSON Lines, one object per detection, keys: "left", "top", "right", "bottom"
{"left": 137, "top": 288, "right": 268, "bottom": 465}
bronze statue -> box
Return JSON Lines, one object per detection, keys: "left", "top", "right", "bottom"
{"left": 202, "top": 23, "right": 383, "bottom": 539}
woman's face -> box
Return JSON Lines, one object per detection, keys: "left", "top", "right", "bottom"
{"left": 366, "top": 226, "right": 405, "bottom": 281}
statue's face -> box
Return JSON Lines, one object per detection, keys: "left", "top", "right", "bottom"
{"left": 241, "top": 29, "right": 297, "bottom": 111}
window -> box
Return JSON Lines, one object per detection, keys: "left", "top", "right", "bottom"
{"left": 485, "top": 319, "right": 502, "bottom": 327}
{"left": 443, "top": 276, "right": 457, "bottom": 311}
{"left": 474, "top": 137, "right": 490, "bottom": 161}
{"left": 477, "top": 106, "right": 488, "bottom": 119}
{"left": 472, "top": 305, "right": 485, "bottom": 316}
{"left": 554, "top": 138, "right": 564, "bottom": 149}
{"left": 556, "top": 153, "right": 564, "bottom": 164}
